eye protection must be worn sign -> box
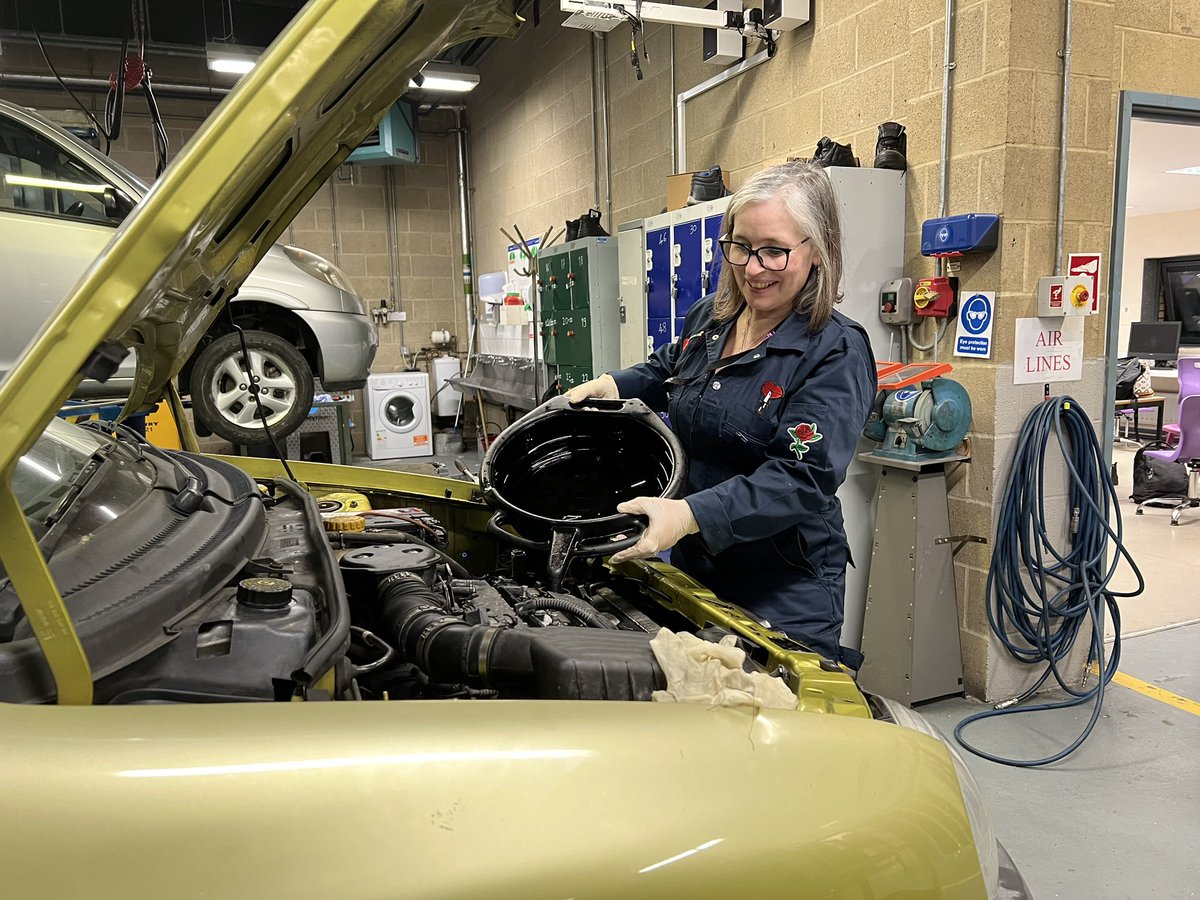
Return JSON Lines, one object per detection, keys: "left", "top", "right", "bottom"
{"left": 954, "top": 291, "right": 995, "bottom": 359}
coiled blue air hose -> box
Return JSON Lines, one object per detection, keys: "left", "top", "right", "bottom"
{"left": 954, "top": 397, "right": 1145, "bottom": 767}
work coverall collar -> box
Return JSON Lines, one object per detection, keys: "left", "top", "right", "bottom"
{"left": 701, "top": 306, "right": 817, "bottom": 369}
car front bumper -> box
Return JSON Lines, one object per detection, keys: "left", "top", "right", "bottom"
{"left": 297, "top": 309, "right": 378, "bottom": 389}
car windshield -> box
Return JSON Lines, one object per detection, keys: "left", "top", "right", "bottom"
{"left": 12, "top": 418, "right": 107, "bottom": 522}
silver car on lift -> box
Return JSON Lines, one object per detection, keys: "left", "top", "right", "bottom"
{"left": 0, "top": 98, "right": 377, "bottom": 443}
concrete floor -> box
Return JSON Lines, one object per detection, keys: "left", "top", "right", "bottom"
{"left": 924, "top": 623, "right": 1200, "bottom": 900}
{"left": 356, "top": 444, "right": 1199, "bottom": 899}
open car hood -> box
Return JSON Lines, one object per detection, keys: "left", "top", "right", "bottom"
{"left": 0, "top": 0, "right": 518, "bottom": 465}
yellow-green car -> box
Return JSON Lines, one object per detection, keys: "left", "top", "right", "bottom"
{"left": 0, "top": 2, "right": 1029, "bottom": 897}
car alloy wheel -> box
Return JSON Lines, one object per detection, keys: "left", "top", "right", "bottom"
{"left": 190, "top": 330, "right": 314, "bottom": 444}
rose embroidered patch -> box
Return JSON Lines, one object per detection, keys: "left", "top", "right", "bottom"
{"left": 787, "top": 422, "right": 823, "bottom": 459}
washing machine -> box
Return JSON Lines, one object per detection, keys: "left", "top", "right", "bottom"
{"left": 365, "top": 372, "right": 433, "bottom": 459}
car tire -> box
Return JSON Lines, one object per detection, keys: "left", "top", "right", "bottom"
{"left": 190, "top": 330, "right": 314, "bottom": 445}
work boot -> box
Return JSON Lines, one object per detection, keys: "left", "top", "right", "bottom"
{"left": 565, "top": 217, "right": 580, "bottom": 242}
{"left": 812, "top": 136, "right": 857, "bottom": 167}
{"left": 575, "top": 208, "right": 609, "bottom": 238}
{"left": 874, "top": 122, "right": 907, "bottom": 170}
{"left": 687, "top": 166, "right": 731, "bottom": 205}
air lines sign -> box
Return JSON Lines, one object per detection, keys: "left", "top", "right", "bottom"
{"left": 1014, "top": 317, "right": 1085, "bottom": 385}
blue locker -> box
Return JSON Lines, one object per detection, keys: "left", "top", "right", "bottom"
{"left": 648, "top": 317, "right": 672, "bottom": 351}
{"left": 703, "top": 213, "right": 725, "bottom": 296}
{"left": 673, "top": 218, "right": 704, "bottom": 318}
{"left": 674, "top": 317, "right": 687, "bottom": 341}
{"left": 646, "top": 227, "right": 672, "bottom": 319}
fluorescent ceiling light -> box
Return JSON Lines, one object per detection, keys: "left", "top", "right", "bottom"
{"left": 408, "top": 62, "right": 480, "bottom": 93}
{"left": 1165, "top": 166, "right": 1200, "bottom": 176}
{"left": 206, "top": 43, "right": 260, "bottom": 77}
{"left": 5, "top": 173, "right": 107, "bottom": 193}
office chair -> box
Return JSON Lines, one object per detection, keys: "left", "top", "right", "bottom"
{"left": 1137, "top": 393, "right": 1200, "bottom": 525}
{"left": 1162, "top": 357, "right": 1199, "bottom": 446}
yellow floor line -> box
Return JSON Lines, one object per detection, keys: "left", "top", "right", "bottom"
{"left": 1092, "top": 664, "right": 1200, "bottom": 717}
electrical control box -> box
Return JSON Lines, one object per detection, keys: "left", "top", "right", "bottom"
{"left": 537, "top": 236, "right": 620, "bottom": 390}
{"left": 1037, "top": 275, "right": 1095, "bottom": 317}
{"left": 879, "top": 277, "right": 914, "bottom": 325}
{"left": 913, "top": 276, "right": 958, "bottom": 318}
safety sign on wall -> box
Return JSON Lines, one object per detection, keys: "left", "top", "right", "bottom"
{"left": 954, "top": 291, "right": 995, "bottom": 358}
{"left": 1013, "top": 317, "right": 1085, "bottom": 384}
{"left": 1068, "top": 252, "right": 1102, "bottom": 313}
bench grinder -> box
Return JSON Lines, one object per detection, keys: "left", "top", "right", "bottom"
{"left": 857, "top": 366, "right": 975, "bottom": 705}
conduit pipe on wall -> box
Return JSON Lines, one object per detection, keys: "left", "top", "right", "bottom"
{"left": 1053, "top": 1, "right": 1074, "bottom": 276}
{"left": 591, "top": 33, "right": 613, "bottom": 227}
{"left": 452, "top": 106, "right": 478, "bottom": 376}
{"left": 674, "top": 49, "right": 771, "bottom": 173}
{"left": 937, "top": 0, "right": 957, "bottom": 277}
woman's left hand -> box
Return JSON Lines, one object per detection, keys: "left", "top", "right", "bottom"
{"left": 609, "top": 497, "right": 699, "bottom": 564}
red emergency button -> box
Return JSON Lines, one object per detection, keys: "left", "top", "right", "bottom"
{"left": 883, "top": 303, "right": 895, "bottom": 313}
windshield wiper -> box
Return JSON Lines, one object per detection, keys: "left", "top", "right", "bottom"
{"left": 42, "top": 447, "right": 112, "bottom": 529}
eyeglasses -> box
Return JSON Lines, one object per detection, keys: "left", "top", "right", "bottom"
{"left": 718, "top": 237, "right": 810, "bottom": 271}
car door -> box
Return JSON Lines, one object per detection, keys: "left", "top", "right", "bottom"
{"left": 0, "top": 111, "right": 127, "bottom": 378}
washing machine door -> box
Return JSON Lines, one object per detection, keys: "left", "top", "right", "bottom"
{"left": 381, "top": 389, "right": 422, "bottom": 434}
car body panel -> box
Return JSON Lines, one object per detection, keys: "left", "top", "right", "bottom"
{"left": 292, "top": 307, "right": 378, "bottom": 387}
{"left": 0, "top": 100, "right": 374, "bottom": 386}
{"left": 0, "top": 700, "right": 986, "bottom": 899}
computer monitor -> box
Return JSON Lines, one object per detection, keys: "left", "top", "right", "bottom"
{"left": 1127, "top": 321, "right": 1182, "bottom": 366}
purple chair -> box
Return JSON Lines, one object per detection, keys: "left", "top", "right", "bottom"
{"left": 1163, "top": 358, "right": 1200, "bottom": 446}
{"left": 1138, "top": 393, "right": 1200, "bottom": 525}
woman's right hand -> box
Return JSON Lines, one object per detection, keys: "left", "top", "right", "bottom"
{"left": 564, "top": 373, "right": 619, "bottom": 404}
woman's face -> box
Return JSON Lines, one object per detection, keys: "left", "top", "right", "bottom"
{"left": 728, "top": 198, "right": 819, "bottom": 319}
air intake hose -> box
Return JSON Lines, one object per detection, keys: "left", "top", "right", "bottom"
{"left": 376, "top": 575, "right": 663, "bottom": 700}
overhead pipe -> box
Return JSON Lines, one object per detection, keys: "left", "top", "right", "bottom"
{"left": 0, "top": 72, "right": 230, "bottom": 101}
{"left": 1053, "top": 0, "right": 1074, "bottom": 276}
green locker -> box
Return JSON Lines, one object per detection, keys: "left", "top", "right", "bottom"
{"left": 534, "top": 236, "right": 619, "bottom": 392}
{"left": 570, "top": 248, "right": 591, "bottom": 309}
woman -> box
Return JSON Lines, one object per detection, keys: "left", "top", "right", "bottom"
{"left": 565, "top": 161, "right": 876, "bottom": 664}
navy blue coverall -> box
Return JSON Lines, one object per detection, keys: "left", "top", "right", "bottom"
{"left": 610, "top": 296, "right": 876, "bottom": 662}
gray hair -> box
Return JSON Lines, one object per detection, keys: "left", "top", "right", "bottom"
{"left": 711, "top": 161, "right": 843, "bottom": 331}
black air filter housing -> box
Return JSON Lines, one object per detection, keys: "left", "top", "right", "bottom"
{"left": 479, "top": 396, "right": 687, "bottom": 546}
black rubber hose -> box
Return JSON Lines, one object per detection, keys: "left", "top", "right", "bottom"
{"left": 272, "top": 478, "right": 351, "bottom": 688}
{"left": 378, "top": 575, "right": 496, "bottom": 683}
{"left": 333, "top": 530, "right": 469, "bottom": 578}
{"left": 516, "top": 596, "right": 614, "bottom": 629}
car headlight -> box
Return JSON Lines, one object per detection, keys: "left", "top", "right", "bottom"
{"left": 283, "top": 245, "right": 357, "bottom": 294}
{"left": 873, "top": 696, "right": 1000, "bottom": 899}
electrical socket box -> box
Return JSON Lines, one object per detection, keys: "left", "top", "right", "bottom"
{"left": 702, "top": 0, "right": 743, "bottom": 66}
{"left": 761, "top": 0, "right": 811, "bottom": 29}
{"left": 1037, "top": 275, "right": 1094, "bottom": 317}
{"left": 879, "top": 277, "right": 914, "bottom": 325}
{"left": 913, "top": 276, "right": 958, "bottom": 318}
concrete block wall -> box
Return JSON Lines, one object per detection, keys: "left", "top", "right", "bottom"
{"left": 466, "top": 0, "right": 1199, "bottom": 700}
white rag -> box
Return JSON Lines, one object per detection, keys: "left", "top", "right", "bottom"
{"left": 649, "top": 628, "right": 798, "bottom": 710}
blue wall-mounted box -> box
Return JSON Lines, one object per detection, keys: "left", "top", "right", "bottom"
{"left": 348, "top": 100, "right": 420, "bottom": 166}
{"left": 920, "top": 214, "right": 1000, "bottom": 257}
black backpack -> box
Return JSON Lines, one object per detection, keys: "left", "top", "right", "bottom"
{"left": 1130, "top": 442, "right": 1189, "bottom": 503}
{"left": 1114, "top": 356, "right": 1143, "bottom": 402}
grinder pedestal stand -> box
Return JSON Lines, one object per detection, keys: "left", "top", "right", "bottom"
{"left": 856, "top": 452, "right": 969, "bottom": 706}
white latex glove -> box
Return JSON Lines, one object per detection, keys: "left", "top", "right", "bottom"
{"left": 609, "top": 496, "right": 699, "bottom": 564}
{"left": 649, "top": 629, "right": 798, "bottom": 710}
{"left": 564, "top": 373, "right": 618, "bottom": 404}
